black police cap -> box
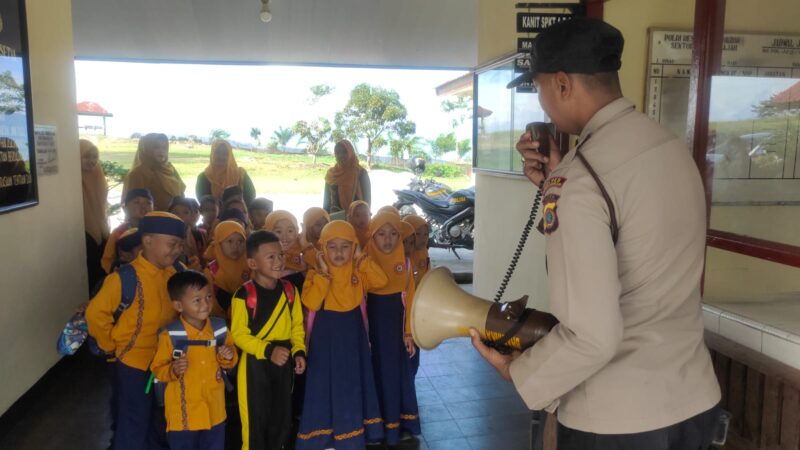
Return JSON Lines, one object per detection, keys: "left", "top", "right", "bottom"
{"left": 508, "top": 17, "right": 624, "bottom": 90}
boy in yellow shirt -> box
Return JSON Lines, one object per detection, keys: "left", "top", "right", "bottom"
{"left": 231, "top": 230, "right": 306, "bottom": 450}
{"left": 87, "top": 211, "right": 187, "bottom": 450}
{"left": 101, "top": 188, "right": 154, "bottom": 274}
{"left": 151, "top": 270, "right": 238, "bottom": 450}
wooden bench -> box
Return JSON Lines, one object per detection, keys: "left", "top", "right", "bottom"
{"left": 539, "top": 331, "right": 800, "bottom": 449}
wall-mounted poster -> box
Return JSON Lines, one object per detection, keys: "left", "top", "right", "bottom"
{"left": 0, "top": 0, "right": 36, "bottom": 213}
{"left": 646, "top": 29, "right": 800, "bottom": 204}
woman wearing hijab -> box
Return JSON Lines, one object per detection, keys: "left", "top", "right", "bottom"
{"left": 196, "top": 139, "right": 256, "bottom": 205}
{"left": 122, "top": 133, "right": 185, "bottom": 211}
{"left": 80, "top": 139, "right": 110, "bottom": 291}
{"left": 323, "top": 140, "right": 371, "bottom": 216}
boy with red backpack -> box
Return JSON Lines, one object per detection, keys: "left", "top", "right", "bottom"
{"left": 231, "top": 230, "right": 306, "bottom": 450}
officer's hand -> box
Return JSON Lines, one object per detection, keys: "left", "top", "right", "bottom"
{"left": 469, "top": 328, "right": 518, "bottom": 382}
{"left": 294, "top": 356, "right": 306, "bottom": 375}
{"left": 172, "top": 355, "right": 189, "bottom": 377}
{"left": 516, "top": 131, "right": 562, "bottom": 188}
{"left": 270, "top": 346, "right": 291, "bottom": 367}
{"left": 217, "top": 345, "right": 235, "bottom": 361}
{"left": 404, "top": 335, "right": 417, "bottom": 358}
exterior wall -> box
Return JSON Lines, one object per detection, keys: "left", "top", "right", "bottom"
{"left": 0, "top": 0, "right": 82, "bottom": 415}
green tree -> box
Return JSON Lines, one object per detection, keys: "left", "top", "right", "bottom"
{"left": 250, "top": 127, "right": 262, "bottom": 147}
{"left": 272, "top": 126, "right": 295, "bottom": 147}
{"left": 309, "top": 84, "right": 335, "bottom": 105}
{"left": 210, "top": 129, "right": 230, "bottom": 141}
{"left": 457, "top": 138, "right": 472, "bottom": 160}
{"left": 334, "top": 83, "right": 414, "bottom": 168}
{"left": 0, "top": 71, "right": 24, "bottom": 115}
{"left": 429, "top": 132, "right": 457, "bottom": 157}
{"left": 388, "top": 120, "right": 420, "bottom": 161}
{"left": 441, "top": 94, "right": 473, "bottom": 128}
{"left": 293, "top": 118, "right": 332, "bottom": 166}
{"left": 100, "top": 160, "right": 129, "bottom": 216}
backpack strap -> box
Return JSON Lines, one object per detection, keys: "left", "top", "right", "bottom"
{"left": 166, "top": 317, "right": 228, "bottom": 352}
{"left": 280, "top": 280, "right": 296, "bottom": 306}
{"left": 173, "top": 260, "right": 186, "bottom": 273}
{"left": 165, "top": 319, "right": 190, "bottom": 355}
{"left": 113, "top": 264, "right": 139, "bottom": 323}
{"left": 243, "top": 280, "right": 258, "bottom": 319}
{"left": 209, "top": 316, "right": 228, "bottom": 348}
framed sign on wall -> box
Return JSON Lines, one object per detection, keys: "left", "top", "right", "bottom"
{"left": 0, "top": 0, "right": 37, "bottom": 213}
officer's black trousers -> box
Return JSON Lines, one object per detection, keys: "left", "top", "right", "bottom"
{"left": 556, "top": 405, "right": 720, "bottom": 450}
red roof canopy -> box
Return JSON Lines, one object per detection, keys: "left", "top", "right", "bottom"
{"left": 77, "top": 101, "right": 112, "bottom": 116}
{"left": 772, "top": 81, "right": 800, "bottom": 104}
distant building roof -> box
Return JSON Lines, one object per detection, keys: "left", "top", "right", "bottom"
{"left": 77, "top": 101, "right": 113, "bottom": 117}
{"left": 772, "top": 81, "right": 800, "bottom": 104}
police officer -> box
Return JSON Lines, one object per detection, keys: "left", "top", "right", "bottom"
{"left": 470, "top": 18, "right": 722, "bottom": 449}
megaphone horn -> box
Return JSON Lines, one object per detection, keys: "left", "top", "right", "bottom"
{"left": 411, "top": 267, "right": 558, "bottom": 351}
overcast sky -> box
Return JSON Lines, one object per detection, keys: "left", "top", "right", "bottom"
{"left": 74, "top": 60, "right": 469, "bottom": 154}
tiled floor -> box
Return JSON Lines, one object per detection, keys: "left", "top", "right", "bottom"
{"left": 0, "top": 285, "right": 532, "bottom": 450}
{"left": 0, "top": 337, "right": 531, "bottom": 450}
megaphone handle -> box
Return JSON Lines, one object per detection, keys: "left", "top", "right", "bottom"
{"left": 492, "top": 308, "right": 533, "bottom": 349}
{"left": 494, "top": 188, "right": 544, "bottom": 303}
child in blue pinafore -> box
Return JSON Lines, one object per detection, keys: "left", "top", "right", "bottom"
{"left": 297, "top": 220, "right": 388, "bottom": 449}
{"left": 365, "top": 212, "right": 421, "bottom": 445}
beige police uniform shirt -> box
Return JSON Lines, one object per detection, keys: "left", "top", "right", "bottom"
{"left": 509, "top": 97, "right": 721, "bottom": 434}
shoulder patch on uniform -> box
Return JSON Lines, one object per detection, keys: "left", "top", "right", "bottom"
{"left": 544, "top": 176, "right": 567, "bottom": 193}
{"left": 542, "top": 193, "right": 560, "bottom": 235}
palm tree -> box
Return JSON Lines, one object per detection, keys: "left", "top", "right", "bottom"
{"left": 250, "top": 127, "right": 262, "bottom": 147}
{"left": 272, "top": 126, "right": 295, "bottom": 148}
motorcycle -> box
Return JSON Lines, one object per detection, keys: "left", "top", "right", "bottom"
{"left": 393, "top": 157, "right": 475, "bottom": 253}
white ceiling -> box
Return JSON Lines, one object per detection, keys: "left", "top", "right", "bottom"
{"left": 71, "top": 0, "right": 478, "bottom": 68}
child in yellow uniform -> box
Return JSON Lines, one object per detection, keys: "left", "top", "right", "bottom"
{"left": 365, "top": 212, "right": 421, "bottom": 445}
{"left": 204, "top": 221, "right": 250, "bottom": 318}
{"left": 231, "top": 230, "right": 307, "bottom": 450}
{"left": 168, "top": 196, "right": 204, "bottom": 270}
{"left": 247, "top": 197, "right": 273, "bottom": 231}
{"left": 151, "top": 270, "right": 238, "bottom": 450}
{"left": 101, "top": 188, "right": 153, "bottom": 274}
{"left": 263, "top": 210, "right": 306, "bottom": 292}
{"left": 300, "top": 207, "right": 330, "bottom": 268}
{"left": 297, "top": 221, "right": 387, "bottom": 449}
{"left": 402, "top": 215, "right": 430, "bottom": 286}
{"left": 347, "top": 200, "right": 371, "bottom": 250}
{"left": 198, "top": 195, "right": 218, "bottom": 235}
{"left": 86, "top": 211, "right": 187, "bottom": 450}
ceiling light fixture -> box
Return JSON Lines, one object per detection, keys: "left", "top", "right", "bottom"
{"left": 260, "top": 0, "right": 272, "bottom": 23}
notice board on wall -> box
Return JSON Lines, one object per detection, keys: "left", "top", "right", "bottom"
{"left": 0, "top": 0, "right": 37, "bottom": 213}
{"left": 647, "top": 29, "right": 800, "bottom": 204}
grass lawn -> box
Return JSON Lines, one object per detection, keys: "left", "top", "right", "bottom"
{"left": 94, "top": 136, "right": 472, "bottom": 196}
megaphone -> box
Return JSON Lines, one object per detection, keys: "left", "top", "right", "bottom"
{"left": 411, "top": 267, "right": 559, "bottom": 351}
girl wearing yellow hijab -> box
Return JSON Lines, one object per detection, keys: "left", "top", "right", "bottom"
{"left": 300, "top": 207, "right": 330, "bottom": 269}
{"left": 346, "top": 200, "right": 371, "bottom": 250}
{"left": 81, "top": 139, "right": 110, "bottom": 290}
{"left": 365, "top": 212, "right": 421, "bottom": 444}
{"left": 122, "top": 133, "right": 186, "bottom": 211}
{"left": 297, "top": 221, "right": 387, "bottom": 449}
{"left": 263, "top": 210, "right": 306, "bottom": 293}
{"left": 402, "top": 215, "right": 430, "bottom": 286}
{"left": 204, "top": 220, "right": 250, "bottom": 318}
{"left": 196, "top": 139, "right": 256, "bottom": 205}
